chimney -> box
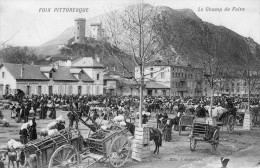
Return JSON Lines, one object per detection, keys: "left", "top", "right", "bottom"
{"left": 21, "top": 66, "right": 24, "bottom": 78}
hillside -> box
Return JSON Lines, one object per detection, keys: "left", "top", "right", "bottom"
{"left": 32, "top": 4, "right": 260, "bottom": 70}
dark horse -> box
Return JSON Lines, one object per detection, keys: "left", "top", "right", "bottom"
{"left": 125, "top": 122, "right": 162, "bottom": 154}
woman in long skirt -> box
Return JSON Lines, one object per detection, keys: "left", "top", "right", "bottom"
{"left": 163, "top": 120, "right": 172, "bottom": 142}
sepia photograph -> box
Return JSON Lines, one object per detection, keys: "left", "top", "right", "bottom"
{"left": 0, "top": 0, "right": 260, "bottom": 167}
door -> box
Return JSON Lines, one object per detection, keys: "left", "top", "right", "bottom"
{"left": 49, "top": 86, "right": 53, "bottom": 95}
{"left": 162, "top": 90, "right": 166, "bottom": 96}
{"left": 26, "top": 85, "right": 30, "bottom": 96}
{"left": 5, "top": 85, "right": 9, "bottom": 95}
{"left": 147, "top": 89, "right": 152, "bottom": 96}
{"left": 78, "top": 86, "right": 82, "bottom": 95}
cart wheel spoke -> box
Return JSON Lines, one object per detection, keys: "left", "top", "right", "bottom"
{"left": 53, "top": 158, "right": 62, "bottom": 164}
{"left": 65, "top": 149, "right": 73, "bottom": 160}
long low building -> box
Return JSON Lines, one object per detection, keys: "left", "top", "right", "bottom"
{"left": 0, "top": 57, "right": 105, "bottom": 97}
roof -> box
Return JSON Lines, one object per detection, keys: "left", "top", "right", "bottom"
{"left": 145, "top": 82, "right": 170, "bottom": 89}
{"left": 52, "top": 67, "right": 78, "bottom": 81}
{"left": 81, "top": 73, "right": 94, "bottom": 82}
{"left": 2, "top": 63, "right": 94, "bottom": 82}
{"left": 3, "top": 63, "right": 48, "bottom": 80}
{"left": 103, "top": 74, "right": 117, "bottom": 81}
{"left": 71, "top": 57, "right": 105, "bottom": 68}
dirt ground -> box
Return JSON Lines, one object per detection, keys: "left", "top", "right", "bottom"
{"left": 0, "top": 108, "right": 260, "bottom": 168}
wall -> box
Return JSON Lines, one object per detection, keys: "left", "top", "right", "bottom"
{"left": 0, "top": 66, "right": 17, "bottom": 96}
{"left": 83, "top": 68, "right": 104, "bottom": 95}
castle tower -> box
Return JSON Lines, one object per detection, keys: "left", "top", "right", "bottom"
{"left": 74, "top": 18, "right": 86, "bottom": 44}
{"left": 90, "top": 23, "right": 102, "bottom": 40}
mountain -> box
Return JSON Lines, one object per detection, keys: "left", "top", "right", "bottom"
{"left": 33, "top": 4, "right": 260, "bottom": 70}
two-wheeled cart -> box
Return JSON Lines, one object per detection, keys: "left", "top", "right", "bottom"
{"left": 23, "top": 112, "right": 132, "bottom": 168}
{"left": 189, "top": 118, "right": 220, "bottom": 154}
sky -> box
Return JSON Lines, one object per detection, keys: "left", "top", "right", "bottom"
{"left": 0, "top": 0, "right": 259, "bottom": 46}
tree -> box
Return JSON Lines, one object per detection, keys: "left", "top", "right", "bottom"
{"left": 105, "top": 2, "right": 166, "bottom": 127}
{"left": 0, "top": 45, "right": 38, "bottom": 64}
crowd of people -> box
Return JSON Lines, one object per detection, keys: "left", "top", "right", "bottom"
{"left": 3, "top": 93, "right": 260, "bottom": 145}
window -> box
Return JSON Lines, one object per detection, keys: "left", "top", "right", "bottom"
{"left": 172, "top": 73, "right": 174, "bottom": 78}
{"left": 151, "top": 73, "right": 153, "bottom": 78}
{"left": 77, "top": 37, "right": 79, "bottom": 39}
{"left": 161, "top": 72, "right": 165, "bottom": 78}
{"left": 155, "top": 89, "right": 157, "bottom": 94}
{"left": 97, "top": 74, "right": 100, "bottom": 80}
{"left": 237, "top": 83, "right": 240, "bottom": 86}
{"left": 237, "top": 88, "right": 240, "bottom": 92}
{"left": 2, "top": 72, "right": 4, "bottom": 78}
{"left": 78, "top": 27, "right": 79, "bottom": 29}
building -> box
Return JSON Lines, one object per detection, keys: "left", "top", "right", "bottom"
{"left": 103, "top": 70, "right": 139, "bottom": 96}
{"left": 0, "top": 57, "right": 105, "bottom": 97}
{"left": 135, "top": 59, "right": 204, "bottom": 97}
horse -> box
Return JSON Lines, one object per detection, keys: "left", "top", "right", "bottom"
{"left": 125, "top": 122, "right": 162, "bottom": 154}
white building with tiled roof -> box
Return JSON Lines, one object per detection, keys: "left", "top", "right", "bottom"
{"left": 0, "top": 57, "right": 104, "bottom": 97}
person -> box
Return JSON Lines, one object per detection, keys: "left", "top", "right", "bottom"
{"left": 142, "top": 114, "right": 148, "bottom": 124}
{"left": 16, "top": 104, "right": 21, "bottom": 122}
{"left": 11, "top": 104, "right": 16, "bottom": 119}
{"left": 20, "top": 122, "right": 29, "bottom": 144}
{"left": 67, "top": 110, "right": 78, "bottom": 129}
{"left": 0, "top": 110, "right": 3, "bottom": 119}
{"left": 163, "top": 119, "right": 172, "bottom": 142}
{"left": 49, "top": 104, "right": 56, "bottom": 119}
{"left": 196, "top": 104, "right": 207, "bottom": 118}
{"left": 28, "top": 118, "right": 37, "bottom": 141}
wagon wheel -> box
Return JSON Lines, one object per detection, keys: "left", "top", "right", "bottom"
{"left": 48, "top": 144, "right": 80, "bottom": 168}
{"left": 109, "top": 135, "right": 131, "bottom": 167}
{"left": 211, "top": 129, "right": 219, "bottom": 153}
{"left": 190, "top": 138, "right": 196, "bottom": 151}
{"left": 227, "top": 115, "right": 235, "bottom": 133}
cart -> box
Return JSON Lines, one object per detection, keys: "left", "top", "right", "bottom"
{"left": 23, "top": 112, "right": 132, "bottom": 168}
{"left": 178, "top": 115, "right": 195, "bottom": 135}
{"left": 189, "top": 118, "right": 220, "bottom": 154}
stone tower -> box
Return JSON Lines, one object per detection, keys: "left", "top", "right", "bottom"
{"left": 74, "top": 18, "right": 86, "bottom": 44}
{"left": 90, "top": 23, "right": 102, "bottom": 40}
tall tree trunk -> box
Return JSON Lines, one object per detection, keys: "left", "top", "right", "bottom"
{"left": 139, "top": 68, "right": 144, "bottom": 128}
{"left": 210, "top": 88, "right": 214, "bottom": 117}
